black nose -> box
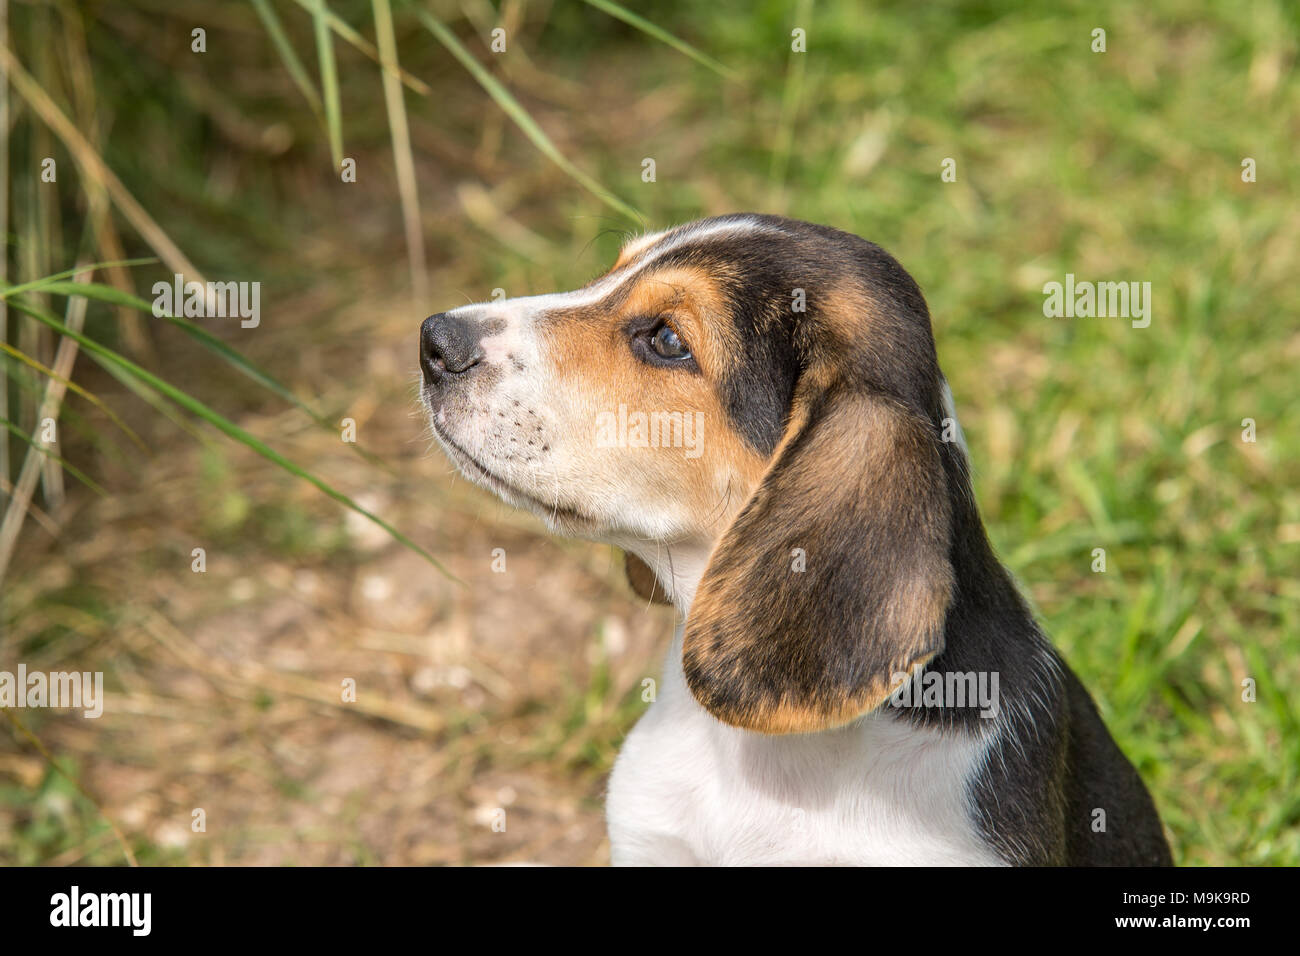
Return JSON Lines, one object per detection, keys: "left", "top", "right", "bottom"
{"left": 420, "top": 312, "right": 484, "bottom": 382}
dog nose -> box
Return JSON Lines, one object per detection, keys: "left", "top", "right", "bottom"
{"left": 421, "top": 312, "right": 484, "bottom": 381}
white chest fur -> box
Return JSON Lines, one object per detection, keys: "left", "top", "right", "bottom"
{"left": 606, "top": 628, "right": 1005, "bottom": 866}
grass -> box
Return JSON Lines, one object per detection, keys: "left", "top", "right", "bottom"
{"left": 1, "top": 0, "right": 1296, "bottom": 865}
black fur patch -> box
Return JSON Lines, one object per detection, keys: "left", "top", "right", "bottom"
{"left": 663, "top": 214, "right": 1171, "bottom": 864}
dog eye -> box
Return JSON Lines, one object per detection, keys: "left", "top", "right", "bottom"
{"left": 650, "top": 323, "right": 690, "bottom": 359}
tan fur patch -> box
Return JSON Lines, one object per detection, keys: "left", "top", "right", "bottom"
{"left": 540, "top": 265, "right": 766, "bottom": 538}
{"left": 682, "top": 382, "right": 954, "bottom": 735}
{"left": 722, "top": 652, "right": 939, "bottom": 735}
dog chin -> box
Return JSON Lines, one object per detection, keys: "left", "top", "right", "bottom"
{"left": 427, "top": 417, "right": 598, "bottom": 535}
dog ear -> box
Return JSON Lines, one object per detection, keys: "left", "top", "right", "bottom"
{"left": 682, "top": 380, "right": 954, "bottom": 734}
{"left": 624, "top": 552, "right": 672, "bottom": 605}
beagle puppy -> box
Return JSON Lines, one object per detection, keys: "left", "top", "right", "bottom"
{"left": 419, "top": 214, "right": 1172, "bottom": 866}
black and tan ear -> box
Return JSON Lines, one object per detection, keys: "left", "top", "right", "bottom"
{"left": 624, "top": 552, "right": 672, "bottom": 605}
{"left": 682, "top": 382, "right": 954, "bottom": 734}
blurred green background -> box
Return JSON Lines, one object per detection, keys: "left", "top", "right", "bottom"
{"left": 0, "top": 0, "right": 1296, "bottom": 865}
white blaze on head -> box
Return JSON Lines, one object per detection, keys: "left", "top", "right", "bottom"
{"left": 615, "top": 229, "right": 670, "bottom": 264}
{"left": 453, "top": 217, "right": 784, "bottom": 354}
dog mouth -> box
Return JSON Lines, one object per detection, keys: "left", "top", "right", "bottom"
{"left": 427, "top": 414, "right": 591, "bottom": 526}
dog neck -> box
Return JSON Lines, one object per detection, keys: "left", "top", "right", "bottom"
{"left": 624, "top": 539, "right": 714, "bottom": 614}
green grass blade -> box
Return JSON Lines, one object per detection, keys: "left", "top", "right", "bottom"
{"left": 9, "top": 297, "right": 455, "bottom": 580}
{"left": 0, "top": 341, "right": 148, "bottom": 451}
{"left": 581, "top": 0, "right": 736, "bottom": 79}
{"left": 19, "top": 278, "right": 394, "bottom": 473}
{"left": 413, "top": 8, "right": 642, "bottom": 225}
{"left": 0, "top": 416, "right": 106, "bottom": 496}
{"left": 309, "top": 0, "right": 344, "bottom": 169}
{"left": 3, "top": 363, "right": 143, "bottom": 475}
{"left": 290, "top": 0, "right": 431, "bottom": 96}
{"left": 372, "top": 0, "right": 428, "bottom": 304}
{"left": 30, "top": 280, "right": 319, "bottom": 414}
{"left": 0, "top": 257, "right": 157, "bottom": 300}
{"left": 95, "top": 346, "right": 210, "bottom": 445}
{"left": 250, "top": 0, "right": 324, "bottom": 116}
{"left": 769, "top": 0, "right": 812, "bottom": 197}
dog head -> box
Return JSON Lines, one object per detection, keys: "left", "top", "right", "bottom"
{"left": 421, "top": 214, "right": 961, "bottom": 734}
